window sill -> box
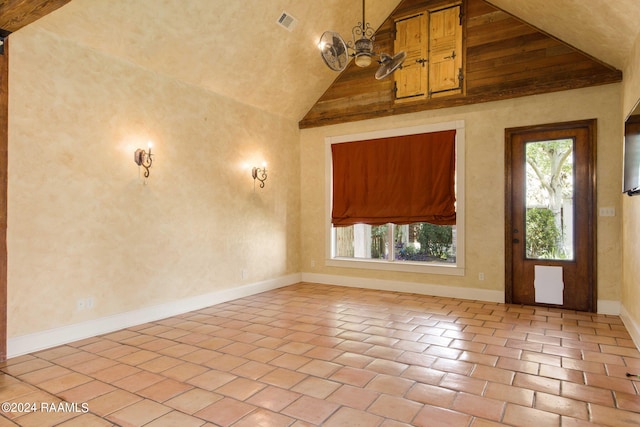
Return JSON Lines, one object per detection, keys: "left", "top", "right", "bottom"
{"left": 326, "top": 258, "right": 465, "bottom": 276}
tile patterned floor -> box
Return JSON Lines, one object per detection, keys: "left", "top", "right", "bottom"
{"left": 0, "top": 282, "right": 639, "bottom": 426}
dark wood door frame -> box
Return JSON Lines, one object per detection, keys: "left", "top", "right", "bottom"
{"left": 504, "top": 119, "right": 597, "bottom": 312}
{"left": 0, "top": 35, "right": 7, "bottom": 361}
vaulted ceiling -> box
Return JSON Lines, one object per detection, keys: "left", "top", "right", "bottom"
{"left": 3, "top": 0, "right": 640, "bottom": 123}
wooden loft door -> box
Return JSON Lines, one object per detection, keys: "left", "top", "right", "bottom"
{"left": 393, "top": 4, "right": 463, "bottom": 102}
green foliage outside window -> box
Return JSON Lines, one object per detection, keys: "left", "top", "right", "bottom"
{"left": 417, "top": 223, "right": 452, "bottom": 259}
{"left": 396, "top": 222, "right": 453, "bottom": 261}
{"left": 525, "top": 208, "right": 561, "bottom": 258}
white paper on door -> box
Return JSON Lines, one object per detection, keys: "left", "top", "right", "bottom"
{"left": 534, "top": 265, "right": 564, "bottom": 305}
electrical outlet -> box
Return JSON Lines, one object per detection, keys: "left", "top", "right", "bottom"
{"left": 599, "top": 207, "right": 615, "bottom": 217}
{"left": 77, "top": 297, "right": 95, "bottom": 311}
{"left": 241, "top": 269, "right": 248, "bottom": 280}
{"left": 479, "top": 272, "right": 485, "bottom": 281}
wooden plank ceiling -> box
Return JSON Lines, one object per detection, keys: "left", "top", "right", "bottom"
{"left": 0, "top": 0, "right": 71, "bottom": 33}
{"left": 299, "top": 0, "right": 623, "bottom": 129}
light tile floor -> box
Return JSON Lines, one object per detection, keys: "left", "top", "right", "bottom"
{"left": 1, "top": 282, "right": 640, "bottom": 426}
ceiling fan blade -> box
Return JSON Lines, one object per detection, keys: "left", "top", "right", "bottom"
{"left": 319, "top": 31, "right": 348, "bottom": 72}
{"left": 375, "top": 51, "right": 407, "bottom": 80}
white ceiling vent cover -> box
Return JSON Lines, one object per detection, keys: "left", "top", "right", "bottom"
{"left": 277, "top": 11, "right": 298, "bottom": 31}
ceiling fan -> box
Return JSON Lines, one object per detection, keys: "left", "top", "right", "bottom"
{"left": 318, "top": 0, "right": 406, "bottom": 80}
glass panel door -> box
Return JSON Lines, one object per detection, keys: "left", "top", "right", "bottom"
{"left": 506, "top": 120, "right": 596, "bottom": 312}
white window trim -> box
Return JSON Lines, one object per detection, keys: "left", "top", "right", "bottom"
{"left": 324, "top": 120, "right": 465, "bottom": 276}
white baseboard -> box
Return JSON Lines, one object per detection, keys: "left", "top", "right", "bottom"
{"left": 9, "top": 272, "right": 627, "bottom": 358}
{"left": 301, "top": 273, "right": 622, "bottom": 315}
{"left": 7, "top": 273, "right": 301, "bottom": 359}
{"left": 620, "top": 304, "right": 640, "bottom": 351}
{"left": 597, "top": 300, "right": 621, "bottom": 315}
{"left": 301, "top": 272, "right": 505, "bottom": 303}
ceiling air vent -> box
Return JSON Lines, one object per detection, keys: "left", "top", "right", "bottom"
{"left": 277, "top": 11, "right": 298, "bottom": 31}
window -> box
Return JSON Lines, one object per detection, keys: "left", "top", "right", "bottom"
{"left": 325, "top": 121, "right": 465, "bottom": 275}
{"left": 524, "top": 139, "right": 574, "bottom": 260}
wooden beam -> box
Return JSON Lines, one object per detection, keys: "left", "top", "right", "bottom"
{"left": 0, "top": 0, "right": 71, "bottom": 32}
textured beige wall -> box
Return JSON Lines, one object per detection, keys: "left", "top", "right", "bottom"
{"left": 621, "top": 33, "right": 640, "bottom": 324}
{"left": 28, "top": 0, "right": 401, "bottom": 122}
{"left": 6, "top": 11, "right": 629, "bottom": 342}
{"left": 7, "top": 26, "right": 300, "bottom": 337}
{"left": 301, "top": 84, "right": 623, "bottom": 304}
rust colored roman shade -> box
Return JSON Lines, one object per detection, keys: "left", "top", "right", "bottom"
{"left": 331, "top": 130, "right": 456, "bottom": 226}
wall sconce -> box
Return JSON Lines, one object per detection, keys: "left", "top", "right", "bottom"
{"left": 252, "top": 162, "right": 268, "bottom": 188}
{"left": 134, "top": 142, "right": 153, "bottom": 178}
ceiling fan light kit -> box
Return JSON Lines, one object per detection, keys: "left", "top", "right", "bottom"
{"left": 319, "top": 0, "right": 406, "bottom": 80}
{"left": 353, "top": 37, "right": 374, "bottom": 67}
